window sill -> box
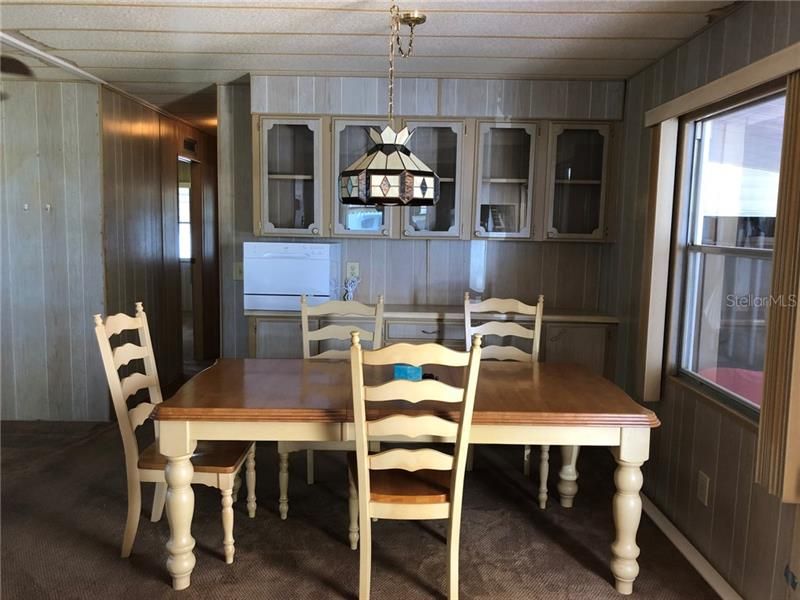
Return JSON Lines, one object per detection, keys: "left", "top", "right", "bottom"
{"left": 668, "top": 372, "right": 759, "bottom": 430}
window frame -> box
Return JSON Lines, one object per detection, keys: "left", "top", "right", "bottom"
{"left": 672, "top": 85, "right": 788, "bottom": 420}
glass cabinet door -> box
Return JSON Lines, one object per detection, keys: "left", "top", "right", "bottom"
{"left": 257, "top": 117, "right": 322, "bottom": 236}
{"left": 401, "top": 120, "right": 462, "bottom": 238}
{"left": 474, "top": 122, "right": 535, "bottom": 239}
{"left": 546, "top": 123, "right": 609, "bottom": 240}
{"left": 333, "top": 119, "right": 393, "bottom": 237}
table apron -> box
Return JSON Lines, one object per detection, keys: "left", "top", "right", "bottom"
{"left": 189, "top": 421, "right": 345, "bottom": 443}
{"left": 175, "top": 421, "right": 627, "bottom": 448}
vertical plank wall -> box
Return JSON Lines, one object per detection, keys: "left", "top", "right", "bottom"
{"left": 618, "top": 3, "right": 800, "bottom": 599}
{"left": 102, "top": 88, "right": 217, "bottom": 392}
{"left": 220, "top": 77, "right": 623, "bottom": 358}
{"left": 0, "top": 81, "right": 107, "bottom": 420}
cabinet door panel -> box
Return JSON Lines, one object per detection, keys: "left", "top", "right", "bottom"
{"left": 402, "top": 120, "right": 463, "bottom": 238}
{"left": 543, "top": 323, "right": 606, "bottom": 375}
{"left": 253, "top": 318, "right": 310, "bottom": 358}
{"left": 546, "top": 123, "right": 609, "bottom": 240}
{"left": 332, "top": 119, "right": 393, "bottom": 238}
{"left": 474, "top": 122, "right": 536, "bottom": 239}
{"left": 256, "top": 118, "right": 322, "bottom": 236}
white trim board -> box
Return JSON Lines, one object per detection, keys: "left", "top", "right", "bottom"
{"left": 642, "top": 495, "right": 743, "bottom": 600}
{"left": 644, "top": 42, "right": 800, "bottom": 127}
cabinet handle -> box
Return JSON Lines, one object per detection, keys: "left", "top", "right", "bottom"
{"left": 381, "top": 229, "right": 389, "bottom": 236}
{"left": 474, "top": 230, "right": 482, "bottom": 237}
{"left": 421, "top": 329, "right": 437, "bottom": 334}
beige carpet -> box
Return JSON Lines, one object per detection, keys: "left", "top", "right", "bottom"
{"left": 1, "top": 421, "right": 719, "bottom": 599}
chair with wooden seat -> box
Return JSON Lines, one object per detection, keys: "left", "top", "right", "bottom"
{"left": 464, "top": 293, "right": 553, "bottom": 508}
{"left": 94, "top": 302, "right": 256, "bottom": 562}
{"left": 347, "top": 332, "right": 483, "bottom": 600}
{"left": 277, "top": 294, "right": 384, "bottom": 519}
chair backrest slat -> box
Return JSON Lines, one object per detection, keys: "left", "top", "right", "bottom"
{"left": 364, "top": 379, "right": 463, "bottom": 403}
{"left": 369, "top": 448, "right": 454, "bottom": 471}
{"left": 363, "top": 342, "right": 469, "bottom": 368}
{"left": 103, "top": 313, "right": 142, "bottom": 337}
{"left": 113, "top": 342, "right": 150, "bottom": 369}
{"left": 464, "top": 293, "right": 544, "bottom": 362}
{"left": 480, "top": 345, "right": 535, "bottom": 362}
{"left": 301, "top": 295, "right": 384, "bottom": 359}
{"left": 350, "top": 331, "right": 482, "bottom": 512}
{"left": 120, "top": 372, "right": 158, "bottom": 401}
{"left": 128, "top": 402, "right": 156, "bottom": 430}
{"left": 367, "top": 414, "right": 459, "bottom": 439}
{"left": 307, "top": 324, "right": 374, "bottom": 342}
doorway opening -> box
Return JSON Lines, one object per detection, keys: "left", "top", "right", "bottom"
{"left": 178, "top": 156, "right": 214, "bottom": 378}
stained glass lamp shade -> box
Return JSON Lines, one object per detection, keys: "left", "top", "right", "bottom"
{"left": 339, "top": 125, "right": 439, "bottom": 206}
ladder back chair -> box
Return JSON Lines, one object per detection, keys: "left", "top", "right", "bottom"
{"left": 276, "top": 295, "right": 384, "bottom": 520}
{"left": 347, "top": 332, "right": 483, "bottom": 600}
{"left": 464, "top": 293, "right": 553, "bottom": 509}
{"left": 94, "top": 302, "right": 256, "bottom": 563}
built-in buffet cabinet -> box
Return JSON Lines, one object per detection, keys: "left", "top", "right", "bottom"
{"left": 247, "top": 306, "right": 617, "bottom": 379}
{"left": 252, "top": 115, "right": 615, "bottom": 242}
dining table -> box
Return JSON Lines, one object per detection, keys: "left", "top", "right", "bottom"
{"left": 153, "top": 358, "right": 659, "bottom": 594}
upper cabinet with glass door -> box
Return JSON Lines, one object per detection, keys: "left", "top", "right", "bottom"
{"left": 254, "top": 117, "right": 323, "bottom": 236}
{"left": 474, "top": 122, "right": 536, "bottom": 239}
{"left": 401, "top": 120, "right": 464, "bottom": 238}
{"left": 333, "top": 119, "right": 395, "bottom": 238}
{"left": 545, "top": 123, "right": 609, "bottom": 240}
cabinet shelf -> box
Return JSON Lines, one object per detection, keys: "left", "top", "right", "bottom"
{"left": 555, "top": 179, "right": 601, "bottom": 185}
{"left": 268, "top": 174, "right": 314, "bottom": 180}
{"left": 482, "top": 178, "right": 528, "bottom": 184}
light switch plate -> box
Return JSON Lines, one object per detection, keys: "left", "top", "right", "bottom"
{"left": 697, "top": 471, "right": 710, "bottom": 507}
{"left": 234, "top": 262, "right": 244, "bottom": 281}
{"left": 346, "top": 262, "right": 360, "bottom": 279}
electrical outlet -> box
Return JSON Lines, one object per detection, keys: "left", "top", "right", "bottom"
{"left": 234, "top": 262, "right": 244, "bottom": 281}
{"left": 697, "top": 471, "right": 710, "bottom": 507}
{"left": 346, "top": 262, "right": 360, "bottom": 279}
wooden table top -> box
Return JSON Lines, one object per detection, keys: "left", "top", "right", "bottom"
{"left": 154, "top": 359, "right": 659, "bottom": 428}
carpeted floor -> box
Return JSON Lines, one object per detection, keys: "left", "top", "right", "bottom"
{"left": 1, "top": 421, "right": 719, "bottom": 599}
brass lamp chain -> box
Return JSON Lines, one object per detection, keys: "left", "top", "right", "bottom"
{"left": 388, "top": 3, "right": 415, "bottom": 122}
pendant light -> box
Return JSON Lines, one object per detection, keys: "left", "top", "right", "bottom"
{"left": 339, "top": 4, "right": 439, "bottom": 207}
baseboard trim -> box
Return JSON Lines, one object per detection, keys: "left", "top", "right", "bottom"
{"left": 642, "top": 495, "right": 743, "bottom": 600}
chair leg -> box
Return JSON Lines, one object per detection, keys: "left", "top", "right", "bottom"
{"left": 348, "top": 469, "right": 359, "bottom": 550}
{"left": 151, "top": 482, "right": 167, "bottom": 523}
{"left": 523, "top": 445, "right": 531, "bottom": 477}
{"left": 121, "top": 476, "right": 142, "bottom": 558}
{"left": 538, "top": 445, "right": 550, "bottom": 509}
{"left": 220, "top": 488, "right": 235, "bottom": 564}
{"left": 306, "top": 449, "right": 315, "bottom": 485}
{"left": 278, "top": 452, "right": 289, "bottom": 520}
{"left": 358, "top": 509, "right": 372, "bottom": 600}
{"left": 465, "top": 445, "right": 474, "bottom": 472}
{"left": 447, "top": 512, "right": 462, "bottom": 600}
{"left": 232, "top": 473, "right": 242, "bottom": 504}
{"left": 246, "top": 444, "right": 257, "bottom": 518}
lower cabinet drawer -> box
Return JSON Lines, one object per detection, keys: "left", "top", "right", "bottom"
{"left": 385, "top": 320, "right": 464, "bottom": 347}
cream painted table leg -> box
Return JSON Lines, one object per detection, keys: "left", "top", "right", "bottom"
{"left": 610, "top": 428, "right": 650, "bottom": 595}
{"left": 278, "top": 452, "right": 289, "bottom": 520}
{"left": 160, "top": 422, "right": 198, "bottom": 591}
{"left": 557, "top": 445, "right": 580, "bottom": 508}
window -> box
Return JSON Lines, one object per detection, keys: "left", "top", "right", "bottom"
{"left": 178, "top": 183, "right": 191, "bottom": 260}
{"left": 680, "top": 93, "right": 787, "bottom": 413}
{"left": 178, "top": 159, "right": 192, "bottom": 260}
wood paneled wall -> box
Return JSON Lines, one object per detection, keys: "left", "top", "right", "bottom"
{"left": 219, "top": 83, "right": 614, "bottom": 358}
{"left": 619, "top": 3, "right": 800, "bottom": 599}
{"left": 250, "top": 75, "right": 625, "bottom": 120}
{"left": 0, "top": 81, "right": 107, "bottom": 420}
{"left": 646, "top": 379, "right": 796, "bottom": 599}
{"left": 102, "top": 88, "right": 217, "bottom": 392}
